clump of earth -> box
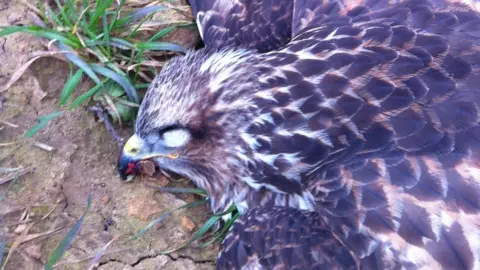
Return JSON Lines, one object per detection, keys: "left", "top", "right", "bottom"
{"left": 0, "top": 1, "right": 217, "bottom": 269}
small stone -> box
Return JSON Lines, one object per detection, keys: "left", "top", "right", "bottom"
{"left": 169, "top": 252, "right": 180, "bottom": 260}
{"left": 181, "top": 216, "right": 196, "bottom": 232}
{"left": 15, "top": 224, "right": 27, "bottom": 234}
{"left": 103, "top": 195, "right": 110, "bottom": 204}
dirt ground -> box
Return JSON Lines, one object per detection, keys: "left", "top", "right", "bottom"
{"left": 0, "top": 1, "right": 216, "bottom": 269}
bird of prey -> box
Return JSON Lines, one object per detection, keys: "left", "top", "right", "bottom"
{"left": 117, "top": 0, "right": 480, "bottom": 269}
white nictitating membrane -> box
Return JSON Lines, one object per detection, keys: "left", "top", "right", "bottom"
{"left": 162, "top": 128, "right": 191, "bottom": 148}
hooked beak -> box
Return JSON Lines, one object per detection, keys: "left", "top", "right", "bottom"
{"left": 117, "top": 135, "right": 143, "bottom": 181}
{"left": 117, "top": 134, "right": 180, "bottom": 181}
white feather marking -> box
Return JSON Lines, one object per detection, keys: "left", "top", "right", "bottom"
{"left": 294, "top": 129, "right": 333, "bottom": 148}
{"left": 241, "top": 133, "right": 258, "bottom": 149}
{"left": 321, "top": 97, "right": 339, "bottom": 109}
{"left": 323, "top": 28, "right": 339, "bottom": 40}
{"left": 402, "top": 244, "right": 443, "bottom": 269}
{"left": 295, "top": 192, "right": 315, "bottom": 210}
{"left": 343, "top": 86, "right": 361, "bottom": 99}
{"left": 295, "top": 50, "right": 320, "bottom": 60}
{"left": 440, "top": 211, "right": 455, "bottom": 228}
{"left": 427, "top": 206, "right": 443, "bottom": 242}
{"left": 471, "top": 166, "right": 480, "bottom": 181}
{"left": 256, "top": 113, "right": 274, "bottom": 124}
{"left": 234, "top": 147, "right": 250, "bottom": 162}
{"left": 278, "top": 152, "right": 301, "bottom": 165}
{"left": 255, "top": 153, "right": 279, "bottom": 166}
{"left": 289, "top": 96, "right": 311, "bottom": 110}
{"left": 254, "top": 90, "right": 277, "bottom": 101}
{"left": 162, "top": 129, "right": 191, "bottom": 148}
{"left": 199, "top": 49, "right": 251, "bottom": 93}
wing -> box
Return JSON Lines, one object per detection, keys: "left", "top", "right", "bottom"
{"left": 189, "top": 0, "right": 478, "bottom": 52}
{"left": 188, "top": 0, "right": 294, "bottom": 52}
{"left": 292, "top": 0, "right": 479, "bottom": 37}
{"left": 216, "top": 207, "right": 359, "bottom": 270}
{"left": 244, "top": 0, "right": 480, "bottom": 268}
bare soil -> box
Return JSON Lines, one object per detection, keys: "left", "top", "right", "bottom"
{"left": 0, "top": 1, "right": 216, "bottom": 269}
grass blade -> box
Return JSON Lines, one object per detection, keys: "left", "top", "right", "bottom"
{"left": 56, "top": 42, "right": 101, "bottom": 85}
{"left": 45, "top": 194, "right": 92, "bottom": 270}
{"left": 0, "top": 26, "right": 80, "bottom": 48}
{"left": 59, "top": 69, "right": 83, "bottom": 106}
{"left": 0, "top": 55, "right": 42, "bottom": 92}
{"left": 114, "top": 98, "right": 140, "bottom": 108}
{"left": 199, "top": 212, "right": 240, "bottom": 248}
{"left": 0, "top": 49, "right": 78, "bottom": 92}
{"left": 0, "top": 172, "right": 21, "bottom": 201}
{"left": 25, "top": 111, "right": 64, "bottom": 138}
{"left": 89, "top": 0, "right": 114, "bottom": 30}
{"left": 135, "top": 42, "right": 186, "bottom": 53}
{"left": 69, "top": 80, "right": 106, "bottom": 109}
{"left": 110, "top": 38, "right": 133, "bottom": 50}
{"left": 154, "top": 187, "right": 207, "bottom": 196}
{"left": 126, "top": 199, "right": 207, "bottom": 243}
{"left": 129, "top": 212, "right": 170, "bottom": 242}
{"left": 1, "top": 222, "right": 34, "bottom": 270}
{"left": 81, "top": 0, "right": 92, "bottom": 22}
{"left": 63, "top": 0, "right": 78, "bottom": 22}
{"left": 84, "top": 38, "right": 133, "bottom": 50}
{"left": 134, "top": 83, "right": 150, "bottom": 89}
{"left": 45, "top": 4, "right": 62, "bottom": 27}
{"left": 108, "top": 0, "right": 126, "bottom": 31}
{"left": 86, "top": 237, "right": 117, "bottom": 270}
{"left": 115, "top": 5, "right": 166, "bottom": 27}
{"left": 160, "top": 215, "right": 221, "bottom": 255}
{"left": 127, "top": 13, "right": 155, "bottom": 39}
{"left": 90, "top": 64, "right": 139, "bottom": 103}
{"left": 129, "top": 5, "right": 166, "bottom": 22}
{"left": 72, "top": 4, "right": 93, "bottom": 34}
{"left": 212, "top": 204, "right": 238, "bottom": 217}
{"left": 37, "top": 0, "right": 49, "bottom": 24}
{"left": 54, "top": 0, "right": 73, "bottom": 27}
{"left": 0, "top": 231, "right": 5, "bottom": 267}
{"left": 102, "top": 14, "right": 111, "bottom": 56}
{"left": 0, "top": 26, "right": 29, "bottom": 36}
{"left": 145, "top": 23, "right": 195, "bottom": 43}
{"left": 0, "top": 167, "right": 23, "bottom": 173}
{"left": 148, "top": 26, "right": 176, "bottom": 42}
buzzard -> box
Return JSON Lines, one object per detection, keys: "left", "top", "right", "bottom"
{"left": 117, "top": 0, "right": 480, "bottom": 269}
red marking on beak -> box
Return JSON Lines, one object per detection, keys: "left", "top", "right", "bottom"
{"left": 125, "top": 162, "right": 137, "bottom": 175}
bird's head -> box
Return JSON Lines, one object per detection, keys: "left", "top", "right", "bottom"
{"left": 117, "top": 47, "right": 260, "bottom": 210}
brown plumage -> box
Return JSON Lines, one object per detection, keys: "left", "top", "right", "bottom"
{"left": 117, "top": 0, "right": 480, "bottom": 269}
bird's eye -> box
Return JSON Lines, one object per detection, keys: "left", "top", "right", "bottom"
{"left": 162, "top": 128, "right": 191, "bottom": 148}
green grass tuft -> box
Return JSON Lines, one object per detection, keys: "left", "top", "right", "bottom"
{"left": 1, "top": 0, "right": 194, "bottom": 135}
